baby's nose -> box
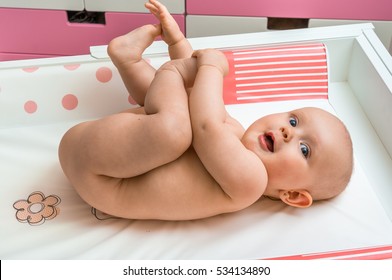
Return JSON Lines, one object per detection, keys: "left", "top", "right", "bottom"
{"left": 280, "top": 126, "right": 293, "bottom": 142}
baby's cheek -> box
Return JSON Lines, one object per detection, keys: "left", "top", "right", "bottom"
{"left": 272, "top": 153, "right": 303, "bottom": 178}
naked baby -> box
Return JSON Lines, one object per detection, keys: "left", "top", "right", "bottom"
{"left": 58, "top": 0, "right": 353, "bottom": 220}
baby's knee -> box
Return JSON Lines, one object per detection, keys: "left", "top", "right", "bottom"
{"left": 156, "top": 60, "right": 180, "bottom": 76}
{"left": 157, "top": 58, "right": 197, "bottom": 88}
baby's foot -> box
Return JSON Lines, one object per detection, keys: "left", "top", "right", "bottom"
{"left": 145, "top": 0, "right": 185, "bottom": 47}
{"left": 108, "top": 24, "right": 161, "bottom": 67}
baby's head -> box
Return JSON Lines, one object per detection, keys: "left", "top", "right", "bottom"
{"left": 242, "top": 107, "right": 353, "bottom": 208}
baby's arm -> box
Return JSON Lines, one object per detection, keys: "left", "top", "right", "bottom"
{"left": 189, "top": 50, "right": 267, "bottom": 206}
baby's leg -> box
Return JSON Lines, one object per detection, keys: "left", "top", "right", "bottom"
{"left": 59, "top": 58, "right": 198, "bottom": 217}
{"left": 108, "top": 0, "right": 191, "bottom": 106}
{"left": 108, "top": 24, "right": 160, "bottom": 106}
{"left": 145, "top": 0, "right": 193, "bottom": 59}
{"left": 59, "top": 57, "right": 197, "bottom": 181}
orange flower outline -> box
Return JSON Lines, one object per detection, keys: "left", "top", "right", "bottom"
{"left": 13, "top": 191, "right": 61, "bottom": 226}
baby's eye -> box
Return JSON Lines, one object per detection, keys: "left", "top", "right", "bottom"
{"left": 300, "top": 143, "right": 310, "bottom": 158}
{"left": 289, "top": 117, "right": 297, "bottom": 127}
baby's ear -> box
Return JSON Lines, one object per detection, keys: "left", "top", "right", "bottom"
{"left": 279, "top": 190, "right": 313, "bottom": 208}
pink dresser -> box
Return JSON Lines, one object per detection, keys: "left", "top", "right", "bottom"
{"left": 186, "top": 0, "right": 392, "bottom": 53}
{"left": 1, "top": 0, "right": 390, "bottom": 61}
{"left": 186, "top": 0, "right": 392, "bottom": 20}
{"left": 0, "top": 0, "right": 185, "bottom": 61}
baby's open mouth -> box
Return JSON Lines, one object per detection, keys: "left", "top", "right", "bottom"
{"left": 264, "top": 133, "right": 274, "bottom": 152}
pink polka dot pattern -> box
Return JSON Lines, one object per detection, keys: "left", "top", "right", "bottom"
{"left": 64, "top": 64, "right": 80, "bottom": 71}
{"left": 96, "top": 67, "right": 112, "bottom": 83}
{"left": 24, "top": 100, "right": 38, "bottom": 114}
{"left": 22, "top": 67, "right": 39, "bottom": 73}
{"left": 62, "top": 94, "right": 78, "bottom": 110}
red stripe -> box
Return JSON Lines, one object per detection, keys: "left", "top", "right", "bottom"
{"left": 232, "top": 43, "right": 325, "bottom": 54}
{"left": 234, "top": 61, "right": 328, "bottom": 72}
{"left": 222, "top": 43, "right": 329, "bottom": 105}
{"left": 235, "top": 94, "right": 328, "bottom": 104}
{"left": 236, "top": 89, "right": 328, "bottom": 101}
{"left": 235, "top": 68, "right": 327, "bottom": 78}
{"left": 339, "top": 251, "right": 392, "bottom": 260}
{"left": 237, "top": 87, "right": 328, "bottom": 95}
{"left": 233, "top": 48, "right": 326, "bottom": 58}
{"left": 236, "top": 82, "right": 328, "bottom": 92}
{"left": 222, "top": 50, "right": 237, "bottom": 104}
{"left": 265, "top": 245, "right": 392, "bottom": 260}
{"left": 236, "top": 74, "right": 328, "bottom": 84}
{"left": 234, "top": 55, "right": 327, "bottom": 65}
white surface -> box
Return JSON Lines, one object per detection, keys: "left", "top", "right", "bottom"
{"left": 0, "top": 24, "right": 391, "bottom": 259}
{"left": 310, "top": 19, "right": 392, "bottom": 55}
{"left": 186, "top": 15, "right": 268, "bottom": 38}
{"left": 1, "top": 98, "right": 391, "bottom": 259}
{"left": 84, "top": 0, "right": 185, "bottom": 13}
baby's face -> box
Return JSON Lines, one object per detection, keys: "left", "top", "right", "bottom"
{"left": 242, "top": 107, "right": 350, "bottom": 197}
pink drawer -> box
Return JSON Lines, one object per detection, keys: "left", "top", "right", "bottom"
{"left": 186, "top": 0, "right": 392, "bottom": 21}
{"left": 0, "top": 0, "right": 84, "bottom": 11}
{"left": 0, "top": 8, "right": 184, "bottom": 58}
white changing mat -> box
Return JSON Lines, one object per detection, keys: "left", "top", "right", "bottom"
{"left": 1, "top": 52, "right": 392, "bottom": 259}
{"left": 1, "top": 105, "right": 392, "bottom": 259}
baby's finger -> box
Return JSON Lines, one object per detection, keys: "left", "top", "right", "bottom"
{"left": 151, "top": 0, "right": 166, "bottom": 10}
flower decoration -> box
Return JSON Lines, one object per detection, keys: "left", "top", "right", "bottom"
{"left": 13, "top": 191, "right": 61, "bottom": 226}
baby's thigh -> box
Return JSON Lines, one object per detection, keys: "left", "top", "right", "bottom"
{"left": 75, "top": 171, "right": 158, "bottom": 219}
{"left": 71, "top": 171, "right": 124, "bottom": 216}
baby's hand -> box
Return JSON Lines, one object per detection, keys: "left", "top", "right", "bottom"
{"left": 192, "top": 49, "right": 229, "bottom": 76}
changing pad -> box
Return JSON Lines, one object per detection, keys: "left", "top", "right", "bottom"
{"left": 1, "top": 40, "right": 392, "bottom": 259}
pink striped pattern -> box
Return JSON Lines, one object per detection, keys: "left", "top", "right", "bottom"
{"left": 265, "top": 245, "right": 392, "bottom": 260}
{"left": 222, "top": 43, "right": 328, "bottom": 104}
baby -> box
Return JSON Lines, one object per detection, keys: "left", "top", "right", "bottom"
{"left": 59, "top": 0, "right": 353, "bottom": 220}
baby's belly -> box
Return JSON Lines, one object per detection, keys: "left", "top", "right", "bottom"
{"left": 135, "top": 148, "right": 235, "bottom": 220}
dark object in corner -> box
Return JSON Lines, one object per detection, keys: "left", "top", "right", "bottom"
{"left": 67, "top": 10, "right": 106, "bottom": 24}
{"left": 268, "top": 17, "right": 309, "bottom": 30}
